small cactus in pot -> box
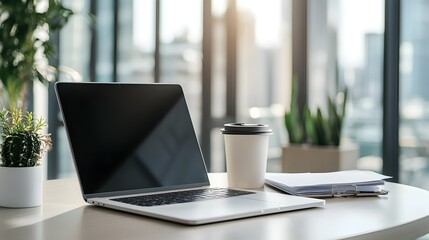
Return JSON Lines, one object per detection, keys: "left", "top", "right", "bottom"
{"left": 0, "top": 109, "right": 52, "bottom": 167}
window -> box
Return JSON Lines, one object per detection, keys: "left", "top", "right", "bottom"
{"left": 400, "top": 0, "right": 429, "bottom": 189}
{"left": 44, "top": 0, "right": 429, "bottom": 189}
{"left": 160, "top": 0, "right": 203, "bottom": 135}
{"left": 235, "top": 0, "right": 292, "bottom": 171}
{"left": 307, "top": 0, "right": 385, "bottom": 173}
{"left": 48, "top": 0, "right": 92, "bottom": 179}
{"left": 209, "top": 0, "right": 293, "bottom": 172}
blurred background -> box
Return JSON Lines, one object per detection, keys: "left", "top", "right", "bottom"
{"left": 30, "top": 0, "right": 429, "bottom": 193}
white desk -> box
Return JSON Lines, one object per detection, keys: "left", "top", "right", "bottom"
{"left": 1, "top": 173, "right": 429, "bottom": 240}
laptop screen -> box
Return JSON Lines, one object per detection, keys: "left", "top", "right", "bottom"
{"left": 55, "top": 83, "right": 210, "bottom": 196}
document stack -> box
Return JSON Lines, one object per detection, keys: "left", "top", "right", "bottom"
{"left": 265, "top": 170, "right": 391, "bottom": 198}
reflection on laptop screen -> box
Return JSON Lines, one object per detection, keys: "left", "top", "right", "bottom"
{"left": 56, "top": 83, "right": 209, "bottom": 195}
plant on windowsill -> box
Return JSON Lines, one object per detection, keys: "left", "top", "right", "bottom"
{"left": 282, "top": 77, "right": 359, "bottom": 173}
{"left": 0, "top": 0, "right": 74, "bottom": 110}
{"left": 0, "top": 109, "right": 52, "bottom": 208}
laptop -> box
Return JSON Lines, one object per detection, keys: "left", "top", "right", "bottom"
{"left": 55, "top": 82, "right": 324, "bottom": 225}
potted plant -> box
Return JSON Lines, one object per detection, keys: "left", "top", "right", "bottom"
{"left": 282, "top": 77, "right": 359, "bottom": 173}
{"left": 0, "top": 109, "right": 52, "bottom": 207}
{"left": 0, "top": 0, "right": 74, "bottom": 110}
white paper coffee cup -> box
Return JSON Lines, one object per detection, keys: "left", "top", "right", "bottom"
{"left": 221, "top": 123, "right": 273, "bottom": 189}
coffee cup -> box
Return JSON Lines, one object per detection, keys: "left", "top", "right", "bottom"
{"left": 220, "top": 123, "right": 273, "bottom": 189}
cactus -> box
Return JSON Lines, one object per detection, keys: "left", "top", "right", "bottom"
{"left": 0, "top": 109, "right": 51, "bottom": 167}
{"left": 285, "top": 78, "right": 348, "bottom": 147}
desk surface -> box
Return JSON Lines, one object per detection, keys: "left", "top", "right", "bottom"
{"left": 1, "top": 173, "right": 429, "bottom": 240}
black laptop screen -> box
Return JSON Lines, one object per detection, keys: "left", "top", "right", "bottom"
{"left": 56, "top": 83, "right": 210, "bottom": 195}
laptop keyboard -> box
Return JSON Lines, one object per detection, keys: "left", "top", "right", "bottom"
{"left": 110, "top": 188, "right": 255, "bottom": 207}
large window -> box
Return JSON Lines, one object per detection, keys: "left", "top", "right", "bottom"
{"left": 42, "top": 0, "right": 429, "bottom": 193}
{"left": 400, "top": 0, "right": 429, "bottom": 189}
{"left": 308, "top": 0, "right": 384, "bottom": 172}
{"left": 206, "top": 0, "right": 293, "bottom": 172}
{"left": 49, "top": 0, "right": 92, "bottom": 178}
{"left": 236, "top": 0, "right": 292, "bottom": 171}
{"left": 47, "top": 0, "right": 293, "bottom": 177}
{"left": 306, "top": 0, "right": 429, "bottom": 191}
{"left": 308, "top": 0, "right": 385, "bottom": 173}
{"left": 160, "top": 0, "right": 203, "bottom": 135}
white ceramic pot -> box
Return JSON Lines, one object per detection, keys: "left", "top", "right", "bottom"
{"left": 0, "top": 165, "right": 43, "bottom": 208}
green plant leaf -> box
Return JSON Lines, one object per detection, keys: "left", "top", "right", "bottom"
{"left": 284, "top": 76, "right": 305, "bottom": 144}
{"left": 0, "top": 0, "right": 75, "bottom": 110}
{"left": 304, "top": 105, "right": 317, "bottom": 145}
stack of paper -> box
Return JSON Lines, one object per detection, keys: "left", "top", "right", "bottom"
{"left": 265, "top": 170, "right": 391, "bottom": 197}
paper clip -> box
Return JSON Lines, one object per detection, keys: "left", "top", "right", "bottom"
{"left": 331, "top": 184, "right": 358, "bottom": 197}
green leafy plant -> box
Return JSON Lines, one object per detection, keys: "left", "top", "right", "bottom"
{"left": 285, "top": 77, "right": 348, "bottom": 147}
{"left": 0, "top": 109, "right": 52, "bottom": 167}
{"left": 0, "top": 0, "right": 74, "bottom": 110}
{"left": 284, "top": 76, "right": 305, "bottom": 144}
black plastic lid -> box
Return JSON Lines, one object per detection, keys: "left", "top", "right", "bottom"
{"left": 220, "top": 123, "right": 273, "bottom": 135}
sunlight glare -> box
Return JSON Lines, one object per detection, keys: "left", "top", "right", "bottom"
{"left": 238, "top": 0, "right": 282, "bottom": 48}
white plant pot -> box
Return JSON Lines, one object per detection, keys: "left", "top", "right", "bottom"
{"left": 0, "top": 166, "right": 43, "bottom": 208}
